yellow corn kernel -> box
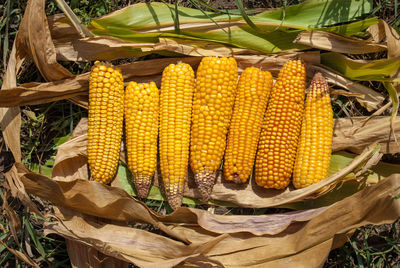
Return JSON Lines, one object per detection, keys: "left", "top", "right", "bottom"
{"left": 255, "top": 60, "right": 306, "bottom": 189}
{"left": 224, "top": 67, "right": 273, "bottom": 184}
{"left": 124, "top": 81, "right": 159, "bottom": 198}
{"left": 190, "top": 56, "right": 238, "bottom": 200}
{"left": 88, "top": 61, "right": 124, "bottom": 184}
{"left": 293, "top": 73, "right": 333, "bottom": 188}
{"left": 160, "top": 62, "right": 195, "bottom": 210}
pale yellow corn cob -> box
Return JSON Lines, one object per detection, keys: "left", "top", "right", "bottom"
{"left": 293, "top": 72, "right": 333, "bottom": 188}
{"left": 124, "top": 81, "right": 159, "bottom": 198}
{"left": 88, "top": 61, "right": 124, "bottom": 184}
{"left": 160, "top": 62, "right": 195, "bottom": 210}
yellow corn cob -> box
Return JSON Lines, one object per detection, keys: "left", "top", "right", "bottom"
{"left": 255, "top": 60, "right": 306, "bottom": 189}
{"left": 190, "top": 56, "right": 238, "bottom": 200}
{"left": 293, "top": 73, "right": 333, "bottom": 188}
{"left": 160, "top": 62, "right": 195, "bottom": 210}
{"left": 88, "top": 61, "right": 124, "bottom": 184}
{"left": 124, "top": 81, "right": 159, "bottom": 198}
{"left": 224, "top": 67, "right": 273, "bottom": 184}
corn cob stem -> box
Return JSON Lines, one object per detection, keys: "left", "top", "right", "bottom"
{"left": 224, "top": 67, "right": 273, "bottom": 184}
{"left": 88, "top": 61, "right": 124, "bottom": 184}
{"left": 124, "top": 81, "right": 159, "bottom": 198}
{"left": 190, "top": 56, "right": 238, "bottom": 200}
{"left": 255, "top": 60, "right": 306, "bottom": 189}
{"left": 293, "top": 73, "right": 333, "bottom": 188}
{"left": 160, "top": 62, "right": 195, "bottom": 210}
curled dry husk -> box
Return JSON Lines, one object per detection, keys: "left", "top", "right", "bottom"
{"left": 1, "top": 0, "right": 400, "bottom": 267}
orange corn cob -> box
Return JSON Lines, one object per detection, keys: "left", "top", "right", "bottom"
{"left": 255, "top": 60, "right": 306, "bottom": 189}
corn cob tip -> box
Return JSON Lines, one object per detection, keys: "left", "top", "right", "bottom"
{"left": 163, "top": 179, "right": 186, "bottom": 210}
{"left": 194, "top": 170, "right": 216, "bottom": 201}
{"left": 133, "top": 174, "right": 153, "bottom": 198}
{"left": 311, "top": 72, "right": 329, "bottom": 93}
{"left": 165, "top": 189, "right": 184, "bottom": 210}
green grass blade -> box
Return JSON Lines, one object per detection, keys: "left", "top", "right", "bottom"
{"left": 190, "top": 0, "right": 260, "bottom": 15}
{"left": 187, "top": 0, "right": 228, "bottom": 34}
{"left": 173, "top": 0, "right": 180, "bottom": 34}
{"left": 0, "top": 232, "right": 10, "bottom": 254}
{"left": 235, "top": 0, "right": 259, "bottom": 31}
{"left": 22, "top": 216, "right": 46, "bottom": 258}
{"left": 0, "top": 251, "right": 13, "bottom": 266}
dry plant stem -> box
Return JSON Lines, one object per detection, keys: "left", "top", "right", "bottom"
{"left": 133, "top": 174, "right": 152, "bottom": 198}
{"left": 195, "top": 170, "right": 217, "bottom": 201}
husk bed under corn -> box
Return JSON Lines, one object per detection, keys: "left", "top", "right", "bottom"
{"left": 1, "top": 0, "right": 400, "bottom": 267}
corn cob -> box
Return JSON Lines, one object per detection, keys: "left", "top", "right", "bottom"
{"left": 293, "top": 73, "right": 333, "bottom": 188}
{"left": 190, "top": 56, "right": 238, "bottom": 200}
{"left": 124, "top": 81, "right": 159, "bottom": 198}
{"left": 224, "top": 67, "right": 273, "bottom": 184}
{"left": 88, "top": 61, "right": 124, "bottom": 184}
{"left": 160, "top": 62, "right": 195, "bottom": 210}
{"left": 255, "top": 60, "right": 306, "bottom": 189}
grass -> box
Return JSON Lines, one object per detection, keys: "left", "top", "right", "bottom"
{"left": 0, "top": 0, "right": 399, "bottom": 267}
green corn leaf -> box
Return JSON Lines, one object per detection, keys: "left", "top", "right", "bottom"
{"left": 321, "top": 52, "right": 400, "bottom": 82}
{"left": 250, "top": 0, "right": 373, "bottom": 29}
{"left": 88, "top": 0, "right": 376, "bottom": 54}
{"left": 383, "top": 82, "right": 399, "bottom": 138}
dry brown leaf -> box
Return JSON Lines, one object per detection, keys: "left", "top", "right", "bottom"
{"left": 3, "top": 165, "right": 42, "bottom": 217}
{"left": 66, "top": 240, "right": 129, "bottom": 268}
{"left": 295, "top": 30, "right": 387, "bottom": 54}
{"left": 367, "top": 22, "right": 385, "bottom": 43}
{"left": 15, "top": 0, "right": 73, "bottom": 82}
{"left": 2, "top": 190, "right": 22, "bottom": 247}
{"left": 330, "top": 89, "right": 365, "bottom": 98}
{"left": 152, "top": 38, "right": 259, "bottom": 57}
{"left": 159, "top": 207, "right": 326, "bottom": 235}
{"left": 381, "top": 20, "right": 400, "bottom": 58}
{"left": 24, "top": 166, "right": 328, "bottom": 237}
{"left": 0, "top": 74, "right": 89, "bottom": 107}
{"left": 41, "top": 175, "right": 400, "bottom": 267}
{"left": 332, "top": 116, "right": 400, "bottom": 154}
{"left": 309, "top": 64, "right": 385, "bottom": 111}
{"left": 54, "top": 35, "right": 153, "bottom": 62}
{"left": 17, "top": 162, "right": 189, "bottom": 244}
{"left": 0, "top": 43, "right": 22, "bottom": 162}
